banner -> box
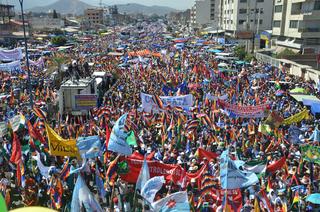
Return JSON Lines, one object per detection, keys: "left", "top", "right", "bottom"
{"left": 45, "top": 123, "right": 80, "bottom": 157}
{"left": 0, "top": 48, "right": 22, "bottom": 61}
{"left": 282, "top": 109, "right": 310, "bottom": 125}
{"left": 0, "top": 61, "right": 22, "bottom": 73}
{"left": 74, "top": 95, "right": 97, "bottom": 110}
{"left": 301, "top": 145, "right": 320, "bottom": 165}
{"left": 205, "top": 93, "right": 228, "bottom": 101}
{"left": 0, "top": 122, "right": 7, "bottom": 138}
{"left": 29, "top": 57, "right": 45, "bottom": 69}
{"left": 218, "top": 100, "right": 269, "bottom": 118}
{"left": 140, "top": 93, "right": 193, "bottom": 112}
{"left": 120, "top": 158, "right": 207, "bottom": 184}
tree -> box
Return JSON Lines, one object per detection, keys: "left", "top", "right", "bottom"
{"left": 53, "top": 10, "right": 58, "bottom": 19}
{"left": 51, "top": 36, "right": 67, "bottom": 46}
{"left": 276, "top": 48, "right": 297, "bottom": 59}
{"left": 234, "top": 45, "right": 246, "bottom": 60}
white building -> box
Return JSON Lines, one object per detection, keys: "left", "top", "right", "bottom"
{"left": 30, "top": 17, "right": 65, "bottom": 30}
{"left": 222, "top": 0, "right": 274, "bottom": 38}
{"left": 272, "top": 0, "right": 320, "bottom": 51}
{"left": 191, "top": 0, "right": 221, "bottom": 29}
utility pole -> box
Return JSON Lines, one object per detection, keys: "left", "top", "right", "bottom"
{"left": 246, "top": 0, "right": 250, "bottom": 53}
{"left": 252, "top": 0, "right": 258, "bottom": 53}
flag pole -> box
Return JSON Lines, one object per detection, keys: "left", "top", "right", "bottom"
{"left": 110, "top": 183, "right": 115, "bottom": 212}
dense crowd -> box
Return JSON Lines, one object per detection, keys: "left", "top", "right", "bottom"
{"left": 0, "top": 23, "right": 319, "bottom": 212}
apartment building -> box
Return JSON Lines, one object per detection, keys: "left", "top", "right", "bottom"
{"left": 190, "top": 0, "right": 221, "bottom": 28}
{"left": 84, "top": 8, "right": 104, "bottom": 26}
{"left": 272, "top": 0, "right": 320, "bottom": 51}
{"left": 222, "top": 0, "right": 274, "bottom": 38}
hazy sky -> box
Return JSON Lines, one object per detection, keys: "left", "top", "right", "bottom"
{"left": 7, "top": 0, "right": 195, "bottom": 10}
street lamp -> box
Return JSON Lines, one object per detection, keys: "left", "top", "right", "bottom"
{"left": 18, "top": 0, "right": 33, "bottom": 107}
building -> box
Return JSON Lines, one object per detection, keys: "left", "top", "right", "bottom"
{"left": 190, "top": 0, "right": 221, "bottom": 28}
{"left": 222, "top": 0, "right": 274, "bottom": 38}
{"left": 84, "top": 8, "right": 104, "bottom": 26}
{"left": 0, "top": 4, "right": 15, "bottom": 37}
{"left": 30, "top": 17, "right": 65, "bottom": 31}
{"left": 272, "top": 0, "right": 320, "bottom": 52}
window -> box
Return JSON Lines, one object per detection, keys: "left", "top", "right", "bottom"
{"left": 240, "top": 0, "right": 247, "bottom": 2}
{"left": 275, "top": 5, "right": 282, "bottom": 13}
{"left": 239, "top": 20, "right": 246, "bottom": 24}
{"left": 315, "top": 1, "right": 320, "bottom": 10}
{"left": 239, "top": 9, "right": 247, "bottom": 14}
{"left": 273, "top": 20, "right": 281, "bottom": 27}
{"left": 289, "top": 20, "right": 298, "bottom": 28}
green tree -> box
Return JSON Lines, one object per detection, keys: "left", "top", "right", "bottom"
{"left": 51, "top": 36, "right": 67, "bottom": 46}
{"left": 234, "top": 45, "right": 246, "bottom": 60}
{"left": 276, "top": 48, "right": 297, "bottom": 59}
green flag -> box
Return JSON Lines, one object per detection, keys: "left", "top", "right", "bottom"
{"left": 0, "top": 194, "right": 7, "bottom": 212}
{"left": 126, "top": 131, "right": 137, "bottom": 147}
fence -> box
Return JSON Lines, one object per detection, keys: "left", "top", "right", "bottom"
{"left": 255, "top": 52, "right": 280, "bottom": 67}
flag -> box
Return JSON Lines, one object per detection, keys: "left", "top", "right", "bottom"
{"left": 9, "top": 114, "right": 25, "bottom": 132}
{"left": 76, "top": 136, "right": 101, "bottom": 159}
{"left": 60, "top": 159, "right": 70, "bottom": 181}
{"left": 195, "top": 148, "right": 219, "bottom": 161}
{"left": 33, "top": 107, "right": 47, "bottom": 120}
{"left": 152, "top": 191, "right": 190, "bottom": 212}
{"left": 254, "top": 197, "right": 260, "bottom": 212}
{"left": 45, "top": 123, "right": 80, "bottom": 157}
{"left": 27, "top": 120, "right": 46, "bottom": 144}
{"left": 301, "top": 145, "right": 320, "bottom": 165}
{"left": 136, "top": 155, "right": 150, "bottom": 192}
{"left": 106, "top": 155, "right": 119, "bottom": 186}
{"left": 243, "top": 160, "right": 267, "bottom": 174}
{"left": 292, "top": 191, "right": 299, "bottom": 205}
{"left": 107, "top": 113, "right": 132, "bottom": 156}
{"left": 126, "top": 131, "right": 137, "bottom": 147}
{"left": 258, "top": 189, "right": 274, "bottom": 212}
{"left": 308, "top": 127, "right": 320, "bottom": 143}
{"left": 71, "top": 175, "right": 103, "bottom": 212}
{"left": 141, "top": 176, "right": 165, "bottom": 203}
{"left": 266, "top": 177, "right": 272, "bottom": 193}
{"left": 220, "top": 149, "right": 259, "bottom": 189}
{"left": 152, "top": 95, "right": 164, "bottom": 110}
{"left": 0, "top": 193, "right": 7, "bottom": 212}
{"left": 282, "top": 109, "right": 310, "bottom": 125}
{"left": 10, "top": 133, "right": 21, "bottom": 164}
{"left": 95, "top": 168, "right": 106, "bottom": 199}
{"left": 266, "top": 156, "right": 286, "bottom": 173}
{"left": 264, "top": 111, "right": 283, "bottom": 129}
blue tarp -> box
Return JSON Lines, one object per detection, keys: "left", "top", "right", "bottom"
{"left": 303, "top": 99, "right": 320, "bottom": 115}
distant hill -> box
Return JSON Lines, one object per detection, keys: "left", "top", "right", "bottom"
{"left": 117, "top": 3, "right": 178, "bottom": 16}
{"left": 28, "top": 0, "right": 92, "bottom": 15}
{"left": 27, "top": 0, "right": 177, "bottom": 16}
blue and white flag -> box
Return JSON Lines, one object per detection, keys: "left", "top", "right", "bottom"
{"left": 136, "top": 155, "right": 150, "bottom": 192}
{"left": 107, "top": 113, "right": 132, "bottom": 156}
{"left": 152, "top": 191, "right": 190, "bottom": 212}
{"left": 77, "top": 136, "right": 101, "bottom": 159}
{"left": 220, "top": 149, "right": 259, "bottom": 189}
{"left": 141, "top": 176, "right": 165, "bottom": 203}
{"left": 71, "top": 175, "right": 103, "bottom": 212}
{"left": 308, "top": 127, "right": 320, "bottom": 142}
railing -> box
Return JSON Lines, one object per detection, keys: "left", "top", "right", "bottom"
{"left": 255, "top": 52, "right": 280, "bottom": 67}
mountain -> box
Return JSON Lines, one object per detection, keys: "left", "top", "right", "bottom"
{"left": 28, "top": 0, "right": 93, "bottom": 15}
{"left": 26, "top": 0, "right": 177, "bottom": 15}
{"left": 116, "top": 3, "right": 177, "bottom": 16}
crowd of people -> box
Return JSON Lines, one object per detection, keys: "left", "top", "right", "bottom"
{"left": 0, "top": 21, "right": 319, "bottom": 212}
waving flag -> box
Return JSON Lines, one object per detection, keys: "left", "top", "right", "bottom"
{"left": 10, "top": 133, "right": 21, "bottom": 164}
{"left": 106, "top": 155, "right": 119, "bottom": 186}
{"left": 71, "top": 175, "right": 103, "bottom": 212}
{"left": 266, "top": 156, "right": 286, "bottom": 173}
{"left": 152, "top": 191, "right": 190, "bottom": 212}
{"left": 136, "top": 155, "right": 150, "bottom": 192}
{"left": 220, "top": 149, "right": 259, "bottom": 189}
{"left": 76, "top": 136, "right": 101, "bottom": 159}
{"left": 107, "top": 113, "right": 132, "bottom": 156}
{"left": 141, "top": 176, "right": 165, "bottom": 203}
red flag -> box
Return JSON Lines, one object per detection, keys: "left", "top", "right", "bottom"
{"left": 10, "top": 133, "right": 22, "bottom": 164}
{"left": 27, "top": 121, "right": 46, "bottom": 144}
{"left": 266, "top": 156, "right": 286, "bottom": 173}
{"left": 196, "top": 148, "right": 219, "bottom": 161}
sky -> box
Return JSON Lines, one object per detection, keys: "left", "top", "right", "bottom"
{"left": 6, "top": 0, "right": 195, "bottom": 10}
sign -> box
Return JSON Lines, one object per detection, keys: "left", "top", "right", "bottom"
{"left": 74, "top": 95, "right": 97, "bottom": 110}
{"left": 0, "top": 60, "right": 22, "bottom": 73}
{"left": 236, "top": 31, "right": 254, "bottom": 39}
{"left": 218, "top": 100, "right": 269, "bottom": 118}
{"left": 0, "top": 122, "right": 7, "bottom": 137}
{"left": 140, "top": 93, "right": 193, "bottom": 112}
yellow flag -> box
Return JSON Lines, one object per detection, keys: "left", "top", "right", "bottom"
{"left": 45, "top": 123, "right": 80, "bottom": 157}
{"left": 282, "top": 109, "right": 310, "bottom": 125}
{"left": 254, "top": 197, "right": 260, "bottom": 212}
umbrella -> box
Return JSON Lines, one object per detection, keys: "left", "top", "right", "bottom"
{"left": 306, "top": 193, "right": 320, "bottom": 204}
{"left": 275, "top": 90, "right": 285, "bottom": 96}
{"left": 10, "top": 207, "right": 57, "bottom": 212}
{"left": 290, "top": 87, "right": 306, "bottom": 94}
